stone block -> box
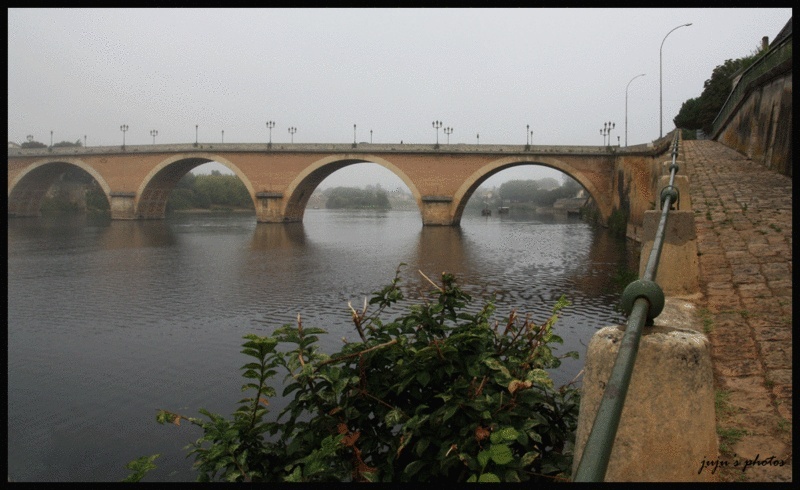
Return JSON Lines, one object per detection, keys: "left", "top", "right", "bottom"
{"left": 572, "top": 321, "right": 717, "bottom": 481}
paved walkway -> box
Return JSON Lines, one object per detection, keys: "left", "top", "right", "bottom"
{"left": 682, "top": 139, "right": 792, "bottom": 482}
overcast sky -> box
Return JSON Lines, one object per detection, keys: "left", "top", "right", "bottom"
{"left": 8, "top": 8, "right": 791, "bottom": 189}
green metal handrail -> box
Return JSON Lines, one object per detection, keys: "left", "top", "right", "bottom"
{"left": 573, "top": 131, "right": 680, "bottom": 481}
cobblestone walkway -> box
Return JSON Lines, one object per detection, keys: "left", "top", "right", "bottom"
{"left": 682, "top": 139, "right": 792, "bottom": 482}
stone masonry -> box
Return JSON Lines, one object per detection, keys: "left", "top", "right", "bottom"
{"left": 683, "top": 139, "right": 792, "bottom": 482}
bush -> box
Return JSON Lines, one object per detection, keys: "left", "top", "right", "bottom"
{"left": 127, "top": 268, "right": 580, "bottom": 482}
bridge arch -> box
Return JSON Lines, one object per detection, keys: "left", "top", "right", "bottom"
{"left": 450, "top": 155, "right": 613, "bottom": 225}
{"left": 136, "top": 153, "right": 257, "bottom": 219}
{"left": 281, "top": 154, "right": 422, "bottom": 222}
{"left": 7, "top": 158, "right": 113, "bottom": 217}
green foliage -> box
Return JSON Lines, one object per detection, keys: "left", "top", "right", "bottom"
{"left": 52, "top": 139, "right": 83, "bottom": 148}
{"left": 128, "top": 267, "right": 580, "bottom": 482}
{"left": 123, "top": 455, "right": 161, "bottom": 482}
{"left": 674, "top": 48, "right": 763, "bottom": 135}
{"left": 497, "top": 177, "right": 583, "bottom": 207}
{"left": 166, "top": 172, "right": 251, "bottom": 211}
{"left": 21, "top": 140, "right": 47, "bottom": 148}
{"left": 324, "top": 186, "right": 391, "bottom": 210}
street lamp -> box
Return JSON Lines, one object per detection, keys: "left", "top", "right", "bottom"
{"left": 526, "top": 124, "right": 530, "bottom": 145}
{"left": 370, "top": 129, "right": 373, "bottom": 144}
{"left": 50, "top": 130, "right": 53, "bottom": 147}
{"left": 120, "top": 124, "right": 128, "bottom": 149}
{"left": 444, "top": 127, "right": 453, "bottom": 144}
{"left": 150, "top": 129, "right": 158, "bottom": 144}
{"left": 530, "top": 130, "right": 534, "bottom": 147}
{"left": 288, "top": 126, "right": 296, "bottom": 143}
{"left": 476, "top": 133, "right": 479, "bottom": 145}
{"left": 195, "top": 124, "right": 199, "bottom": 146}
{"left": 266, "top": 121, "right": 275, "bottom": 147}
{"left": 660, "top": 23, "right": 692, "bottom": 138}
{"left": 625, "top": 73, "right": 646, "bottom": 147}
{"left": 221, "top": 130, "right": 224, "bottom": 143}
{"left": 27, "top": 135, "right": 33, "bottom": 143}
{"left": 600, "top": 121, "right": 615, "bottom": 146}
{"left": 432, "top": 120, "right": 442, "bottom": 148}
{"left": 353, "top": 124, "right": 357, "bottom": 147}
{"left": 84, "top": 135, "right": 87, "bottom": 147}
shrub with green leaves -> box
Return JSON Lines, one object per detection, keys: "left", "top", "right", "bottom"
{"left": 127, "top": 267, "right": 580, "bottom": 482}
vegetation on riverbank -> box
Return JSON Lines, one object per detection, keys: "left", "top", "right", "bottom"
{"left": 125, "top": 267, "right": 580, "bottom": 482}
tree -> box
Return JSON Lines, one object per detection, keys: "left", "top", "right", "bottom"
{"left": 673, "top": 46, "right": 763, "bottom": 135}
{"left": 20, "top": 140, "right": 47, "bottom": 148}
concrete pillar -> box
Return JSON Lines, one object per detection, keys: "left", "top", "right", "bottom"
{"left": 572, "top": 300, "right": 718, "bottom": 481}
{"left": 639, "top": 210, "right": 699, "bottom": 296}
{"left": 109, "top": 192, "right": 136, "bottom": 219}
{"left": 420, "top": 195, "right": 455, "bottom": 225}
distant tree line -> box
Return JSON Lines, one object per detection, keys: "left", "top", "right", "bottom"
{"left": 167, "top": 171, "right": 252, "bottom": 211}
{"left": 495, "top": 177, "right": 583, "bottom": 207}
{"left": 323, "top": 186, "right": 391, "bottom": 210}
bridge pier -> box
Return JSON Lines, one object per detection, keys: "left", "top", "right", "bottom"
{"left": 255, "top": 192, "right": 291, "bottom": 223}
{"left": 109, "top": 192, "right": 137, "bottom": 220}
{"left": 420, "top": 195, "right": 456, "bottom": 226}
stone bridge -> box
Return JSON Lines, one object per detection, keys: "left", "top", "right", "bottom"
{"left": 7, "top": 138, "right": 674, "bottom": 231}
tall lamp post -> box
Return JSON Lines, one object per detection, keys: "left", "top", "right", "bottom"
{"left": 84, "top": 135, "right": 87, "bottom": 147}
{"left": 195, "top": 124, "right": 199, "bottom": 146}
{"left": 530, "top": 130, "right": 534, "bottom": 147}
{"left": 526, "top": 124, "right": 530, "bottom": 146}
{"left": 353, "top": 124, "right": 357, "bottom": 147}
{"left": 266, "top": 121, "right": 275, "bottom": 147}
{"left": 432, "top": 120, "right": 442, "bottom": 148}
{"left": 370, "top": 129, "right": 373, "bottom": 144}
{"left": 221, "top": 130, "right": 224, "bottom": 143}
{"left": 625, "top": 73, "right": 646, "bottom": 147}
{"left": 476, "top": 133, "right": 479, "bottom": 145}
{"left": 50, "top": 130, "right": 53, "bottom": 148}
{"left": 444, "top": 127, "right": 453, "bottom": 144}
{"left": 120, "top": 124, "right": 128, "bottom": 149}
{"left": 150, "top": 129, "right": 158, "bottom": 144}
{"left": 660, "top": 23, "right": 692, "bottom": 138}
{"left": 288, "top": 126, "right": 296, "bottom": 143}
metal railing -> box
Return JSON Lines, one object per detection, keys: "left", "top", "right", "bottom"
{"left": 573, "top": 131, "right": 680, "bottom": 481}
{"left": 711, "top": 33, "right": 792, "bottom": 138}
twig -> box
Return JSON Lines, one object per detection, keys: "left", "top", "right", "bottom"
{"left": 316, "top": 339, "right": 398, "bottom": 369}
{"left": 418, "top": 269, "right": 443, "bottom": 292}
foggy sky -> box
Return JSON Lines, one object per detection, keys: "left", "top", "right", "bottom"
{"left": 8, "top": 8, "right": 791, "bottom": 188}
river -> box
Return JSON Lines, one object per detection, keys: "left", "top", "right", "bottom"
{"left": 7, "top": 209, "right": 638, "bottom": 482}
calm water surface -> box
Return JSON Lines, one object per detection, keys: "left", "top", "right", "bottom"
{"left": 8, "top": 209, "right": 638, "bottom": 482}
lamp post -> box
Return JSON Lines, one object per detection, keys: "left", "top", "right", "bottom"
{"left": 432, "top": 120, "right": 442, "bottom": 148}
{"left": 221, "top": 130, "right": 224, "bottom": 143}
{"left": 600, "top": 121, "right": 615, "bottom": 146}
{"left": 84, "top": 135, "right": 87, "bottom": 147}
{"left": 288, "top": 126, "right": 296, "bottom": 143}
{"left": 660, "top": 23, "right": 692, "bottom": 138}
{"left": 370, "top": 129, "right": 373, "bottom": 144}
{"left": 266, "top": 120, "right": 275, "bottom": 147}
{"left": 530, "top": 130, "right": 534, "bottom": 147}
{"left": 50, "top": 130, "right": 53, "bottom": 147}
{"left": 526, "top": 124, "right": 530, "bottom": 145}
{"left": 476, "top": 133, "right": 479, "bottom": 145}
{"left": 353, "top": 124, "right": 357, "bottom": 147}
{"left": 27, "top": 135, "right": 33, "bottom": 143}
{"left": 195, "top": 124, "right": 199, "bottom": 146}
{"left": 625, "top": 73, "right": 646, "bottom": 147}
{"left": 120, "top": 124, "right": 128, "bottom": 149}
{"left": 150, "top": 129, "right": 158, "bottom": 144}
{"left": 444, "top": 127, "right": 453, "bottom": 144}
